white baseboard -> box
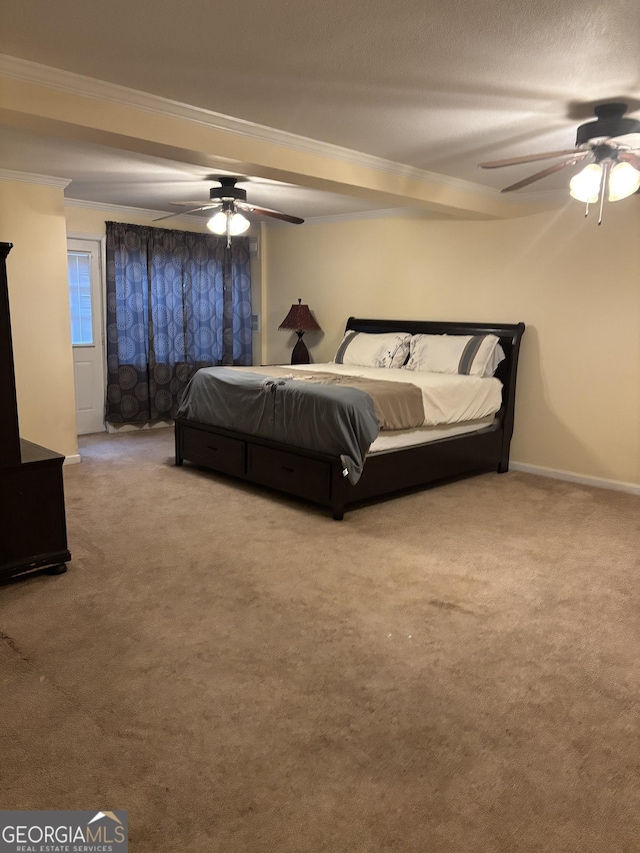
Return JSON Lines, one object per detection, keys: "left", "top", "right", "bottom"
{"left": 63, "top": 453, "right": 82, "bottom": 466}
{"left": 510, "top": 461, "right": 640, "bottom": 496}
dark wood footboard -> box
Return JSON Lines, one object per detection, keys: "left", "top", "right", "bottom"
{"left": 175, "top": 413, "right": 503, "bottom": 520}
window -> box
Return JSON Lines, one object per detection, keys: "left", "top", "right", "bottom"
{"left": 68, "top": 251, "right": 93, "bottom": 345}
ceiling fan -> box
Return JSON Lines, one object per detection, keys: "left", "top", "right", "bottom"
{"left": 479, "top": 103, "right": 640, "bottom": 223}
{"left": 154, "top": 176, "right": 304, "bottom": 243}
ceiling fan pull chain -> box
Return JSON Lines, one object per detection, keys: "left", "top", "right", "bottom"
{"left": 597, "top": 162, "right": 610, "bottom": 226}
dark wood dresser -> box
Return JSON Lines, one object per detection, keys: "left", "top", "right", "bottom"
{"left": 0, "top": 242, "right": 71, "bottom": 580}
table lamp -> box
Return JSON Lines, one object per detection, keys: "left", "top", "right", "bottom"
{"left": 278, "top": 299, "right": 321, "bottom": 364}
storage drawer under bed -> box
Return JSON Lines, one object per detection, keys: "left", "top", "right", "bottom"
{"left": 181, "top": 426, "right": 245, "bottom": 476}
{"left": 247, "top": 444, "right": 332, "bottom": 504}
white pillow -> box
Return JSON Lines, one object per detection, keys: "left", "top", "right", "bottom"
{"left": 333, "top": 331, "right": 411, "bottom": 368}
{"left": 484, "top": 343, "right": 506, "bottom": 378}
{"left": 404, "top": 333, "right": 503, "bottom": 377}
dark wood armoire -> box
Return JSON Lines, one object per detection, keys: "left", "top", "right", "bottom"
{"left": 0, "top": 242, "right": 71, "bottom": 580}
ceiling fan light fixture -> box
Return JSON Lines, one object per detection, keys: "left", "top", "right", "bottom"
{"left": 206, "top": 210, "right": 229, "bottom": 234}
{"left": 607, "top": 161, "right": 640, "bottom": 201}
{"left": 229, "top": 212, "right": 250, "bottom": 235}
{"left": 569, "top": 163, "right": 602, "bottom": 203}
{"left": 207, "top": 208, "right": 250, "bottom": 236}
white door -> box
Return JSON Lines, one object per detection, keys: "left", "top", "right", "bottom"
{"left": 67, "top": 238, "right": 106, "bottom": 435}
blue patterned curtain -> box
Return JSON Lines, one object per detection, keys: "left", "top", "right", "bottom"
{"left": 105, "top": 221, "right": 252, "bottom": 423}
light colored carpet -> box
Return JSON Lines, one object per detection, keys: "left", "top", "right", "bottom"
{"left": 0, "top": 427, "right": 638, "bottom": 852}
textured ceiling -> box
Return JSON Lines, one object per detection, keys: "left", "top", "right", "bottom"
{"left": 1, "top": 0, "right": 640, "bottom": 218}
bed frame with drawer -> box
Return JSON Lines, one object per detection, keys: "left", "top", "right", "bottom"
{"left": 174, "top": 318, "right": 526, "bottom": 519}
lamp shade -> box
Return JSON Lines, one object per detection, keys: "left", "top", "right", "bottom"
{"left": 206, "top": 211, "right": 229, "bottom": 234}
{"left": 569, "top": 163, "right": 602, "bottom": 203}
{"left": 608, "top": 161, "right": 640, "bottom": 201}
{"left": 278, "top": 299, "right": 321, "bottom": 332}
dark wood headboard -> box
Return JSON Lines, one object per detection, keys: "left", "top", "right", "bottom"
{"left": 345, "top": 317, "right": 526, "bottom": 456}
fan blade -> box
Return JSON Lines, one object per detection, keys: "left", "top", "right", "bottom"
{"left": 169, "top": 201, "right": 222, "bottom": 209}
{"left": 153, "top": 211, "right": 182, "bottom": 222}
{"left": 609, "top": 132, "right": 640, "bottom": 148}
{"left": 617, "top": 150, "right": 640, "bottom": 169}
{"left": 152, "top": 203, "right": 221, "bottom": 222}
{"left": 237, "top": 202, "right": 304, "bottom": 224}
{"left": 479, "top": 149, "right": 586, "bottom": 169}
{"left": 500, "top": 158, "right": 585, "bottom": 192}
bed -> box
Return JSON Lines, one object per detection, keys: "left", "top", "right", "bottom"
{"left": 174, "top": 317, "right": 526, "bottom": 519}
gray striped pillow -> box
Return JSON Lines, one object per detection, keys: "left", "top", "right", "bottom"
{"left": 404, "top": 334, "right": 501, "bottom": 376}
{"left": 333, "top": 331, "right": 411, "bottom": 368}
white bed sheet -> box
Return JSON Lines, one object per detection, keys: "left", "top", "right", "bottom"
{"left": 367, "top": 416, "right": 496, "bottom": 454}
{"left": 287, "top": 363, "right": 502, "bottom": 426}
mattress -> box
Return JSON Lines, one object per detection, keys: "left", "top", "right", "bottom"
{"left": 367, "top": 416, "right": 496, "bottom": 454}
{"left": 286, "top": 363, "right": 502, "bottom": 426}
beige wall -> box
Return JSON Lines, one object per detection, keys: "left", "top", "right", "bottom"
{"left": 264, "top": 201, "right": 640, "bottom": 487}
{"left": 0, "top": 179, "right": 77, "bottom": 457}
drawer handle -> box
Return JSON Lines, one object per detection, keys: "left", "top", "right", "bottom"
{"left": 207, "top": 445, "right": 219, "bottom": 452}
{"left": 281, "top": 466, "right": 295, "bottom": 473}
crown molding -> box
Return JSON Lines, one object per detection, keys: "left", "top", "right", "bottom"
{"left": 64, "top": 197, "right": 204, "bottom": 224}
{"left": 304, "top": 207, "right": 435, "bottom": 224}
{"left": 501, "top": 188, "right": 566, "bottom": 205}
{"left": 0, "top": 53, "right": 504, "bottom": 202}
{"left": 0, "top": 167, "right": 71, "bottom": 188}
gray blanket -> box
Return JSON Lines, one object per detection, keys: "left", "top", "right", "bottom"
{"left": 177, "top": 367, "right": 381, "bottom": 483}
{"left": 243, "top": 366, "right": 425, "bottom": 430}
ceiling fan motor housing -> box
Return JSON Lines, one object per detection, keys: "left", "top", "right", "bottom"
{"left": 209, "top": 177, "right": 247, "bottom": 202}
{"left": 576, "top": 103, "right": 640, "bottom": 146}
